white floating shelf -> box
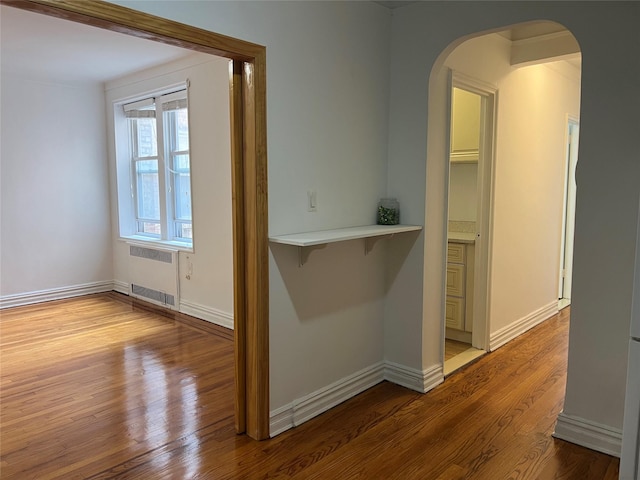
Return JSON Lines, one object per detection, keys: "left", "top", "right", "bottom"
{"left": 269, "top": 224, "right": 422, "bottom": 266}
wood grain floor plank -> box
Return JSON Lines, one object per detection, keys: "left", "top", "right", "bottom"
{"left": 445, "top": 339, "right": 472, "bottom": 361}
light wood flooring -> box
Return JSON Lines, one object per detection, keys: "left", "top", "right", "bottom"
{"left": 1, "top": 293, "right": 619, "bottom": 479}
{"left": 445, "top": 339, "right": 473, "bottom": 361}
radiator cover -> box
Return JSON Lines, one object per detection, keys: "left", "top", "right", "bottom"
{"left": 128, "top": 244, "right": 179, "bottom": 310}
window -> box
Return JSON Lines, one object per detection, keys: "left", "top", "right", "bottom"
{"left": 119, "top": 87, "right": 193, "bottom": 246}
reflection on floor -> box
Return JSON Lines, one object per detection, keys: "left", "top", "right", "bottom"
{"left": 444, "top": 338, "right": 485, "bottom": 376}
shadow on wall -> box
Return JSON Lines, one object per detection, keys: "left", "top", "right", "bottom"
{"left": 270, "top": 231, "right": 420, "bottom": 321}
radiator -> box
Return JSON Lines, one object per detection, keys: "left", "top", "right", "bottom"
{"left": 128, "top": 244, "right": 179, "bottom": 310}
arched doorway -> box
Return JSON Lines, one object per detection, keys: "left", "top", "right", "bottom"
{"left": 427, "top": 22, "right": 582, "bottom": 374}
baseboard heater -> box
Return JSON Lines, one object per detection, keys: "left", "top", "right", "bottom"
{"left": 128, "top": 244, "right": 179, "bottom": 310}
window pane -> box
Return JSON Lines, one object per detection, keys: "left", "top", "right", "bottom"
{"left": 136, "top": 160, "right": 160, "bottom": 223}
{"left": 139, "top": 222, "right": 161, "bottom": 236}
{"left": 166, "top": 108, "right": 189, "bottom": 152}
{"left": 174, "top": 154, "right": 190, "bottom": 173}
{"left": 173, "top": 156, "right": 192, "bottom": 221}
{"left": 135, "top": 117, "right": 157, "bottom": 157}
{"left": 176, "top": 222, "right": 192, "bottom": 240}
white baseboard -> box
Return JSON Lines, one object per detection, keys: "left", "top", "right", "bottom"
{"left": 384, "top": 361, "right": 444, "bottom": 393}
{"left": 179, "top": 300, "right": 234, "bottom": 330}
{"left": 489, "top": 301, "right": 559, "bottom": 351}
{"left": 0, "top": 281, "right": 115, "bottom": 309}
{"left": 269, "top": 360, "right": 446, "bottom": 437}
{"left": 269, "top": 404, "right": 295, "bottom": 438}
{"left": 113, "top": 280, "right": 129, "bottom": 295}
{"left": 445, "top": 327, "right": 472, "bottom": 343}
{"left": 554, "top": 412, "right": 622, "bottom": 457}
{"left": 270, "top": 362, "right": 385, "bottom": 437}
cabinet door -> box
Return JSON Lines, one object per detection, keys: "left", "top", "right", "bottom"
{"left": 446, "top": 264, "right": 465, "bottom": 297}
{"left": 446, "top": 297, "right": 465, "bottom": 330}
{"left": 465, "top": 244, "right": 475, "bottom": 332}
{"left": 447, "top": 243, "right": 465, "bottom": 264}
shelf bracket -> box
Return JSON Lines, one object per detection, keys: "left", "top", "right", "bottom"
{"left": 298, "top": 244, "right": 327, "bottom": 267}
{"left": 365, "top": 234, "right": 393, "bottom": 256}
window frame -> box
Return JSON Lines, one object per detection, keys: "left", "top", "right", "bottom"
{"left": 114, "top": 84, "right": 194, "bottom": 252}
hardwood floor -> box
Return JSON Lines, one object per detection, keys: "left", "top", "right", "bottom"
{"left": 1, "top": 294, "right": 619, "bottom": 479}
{"left": 445, "top": 338, "right": 472, "bottom": 361}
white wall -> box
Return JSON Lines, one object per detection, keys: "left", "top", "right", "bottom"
{"left": 0, "top": 73, "right": 113, "bottom": 300}
{"left": 387, "top": 1, "right": 639, "bottom": 449}
{"left": 105, "top": 53, "right": 234, "bottom": 325}
{"left": 448, "top": 164, "right": 477, "bottom": 222}
{"left": 491, "top": 61, "right": 581, "bottom": 333}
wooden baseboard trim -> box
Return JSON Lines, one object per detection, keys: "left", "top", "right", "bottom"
{"left": 489, "top": 301, "right": 559, "bottom": 351}
{"left": 0, "top": 281, "right": 114, "bottom": 309}
{"left": 553, "top": 412, "right": 622, "bottom": 457}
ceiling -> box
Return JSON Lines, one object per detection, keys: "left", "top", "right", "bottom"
{"left": 497, "top": 22, "right": 567, "bottom": 41}
{"left": 0, "top": 5, "right": 192, "bottom": 84}
{"left": 1, "top": 4, "right": 580, "bottom": 85}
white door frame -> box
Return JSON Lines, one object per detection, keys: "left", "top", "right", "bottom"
{"left": 448, "top": 71, "right": 497, "bottom": 352}
{"left": 558, "top": 115, "right": 580, "bottom": 304}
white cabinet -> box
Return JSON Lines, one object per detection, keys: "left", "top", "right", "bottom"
{"left": 446, "top": 242, "right": 475, "bottom": 334}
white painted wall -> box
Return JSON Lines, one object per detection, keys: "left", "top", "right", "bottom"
{"left": 105, "top": 53, "right": 234, "bottom": 325}
{"left": 388, "top": 1, "right": 639, "bottom": 446}
{"left": 446, "top": 33, "right": 512, "bottom": 86}
{"left": 448, "top": 164, "right": 477, "bottom": 222}
{"left": 0, "top": 73, "right": 113, "bottom": 298}
{"left": 491, "top": 61, "right": 581, "bottom": 333}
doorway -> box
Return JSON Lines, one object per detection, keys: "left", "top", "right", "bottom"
{"left": 5, "top": 0, "right": 270, "bottom": 440}
{"left": 437, "top": 25, "right": 582, "bottom": 377}
{"left": 444, "top": 74, "right": 495, "bottom": 375}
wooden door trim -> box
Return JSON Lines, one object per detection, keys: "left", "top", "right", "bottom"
{"left": 3, "top": 0, "right": 270, "bottom": 440}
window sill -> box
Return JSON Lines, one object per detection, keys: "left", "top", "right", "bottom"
{"left": 120, "top": 235, "right": 194, "bottom": 253}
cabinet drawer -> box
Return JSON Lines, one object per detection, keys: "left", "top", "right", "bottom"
{"left": 446, "top": 264, "right": 465, "bottom": 297}
{"left": 447, "top": 243, "right": 465, "bottom": 264}
{"left": 446, "top": 296, "right": 465, "bottom": 330}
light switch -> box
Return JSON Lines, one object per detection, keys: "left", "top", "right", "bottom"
{"left": 308, "top": 190, "right": 317, "bottom": 212}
